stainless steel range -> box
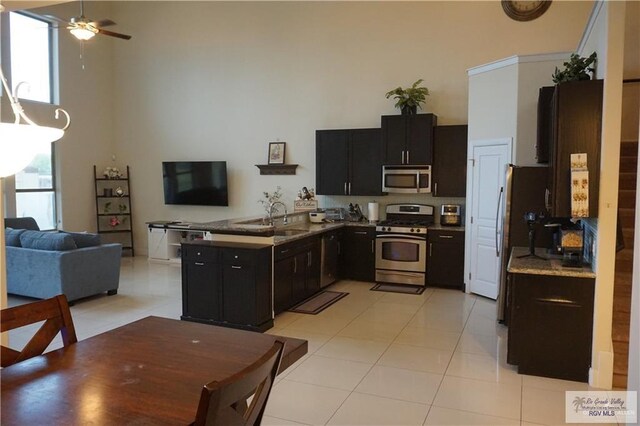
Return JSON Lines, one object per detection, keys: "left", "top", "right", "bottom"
{"left": 375, "top": 204, "right": 434, "bottom": 286}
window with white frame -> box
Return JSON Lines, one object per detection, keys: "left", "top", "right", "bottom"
{"left": 7, "top": 12, "right": 58, "bottom": 230}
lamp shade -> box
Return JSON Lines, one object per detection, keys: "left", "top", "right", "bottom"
{"left": 70, "top": 27, "right": 97, "bottom": 41}
{"left": 0, "top": 123, "right": 64, "bottom": 178}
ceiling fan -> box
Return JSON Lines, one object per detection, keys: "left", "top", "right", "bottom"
{"left": 45, "top": 0, "right": 131, "bottom": 41}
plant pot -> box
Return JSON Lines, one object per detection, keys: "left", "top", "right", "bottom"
{"left": 401, "top": 105, "right": 417, "bottom": 115}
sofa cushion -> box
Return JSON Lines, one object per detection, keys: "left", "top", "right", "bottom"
{"left": 20, "top": 231, "right": 78, "bottom": 251}
{"left": 5, "top": 228, "right": 26, "bottom": 247}
{"left": 63, "top": 232, "right": 102, "bottom": 248}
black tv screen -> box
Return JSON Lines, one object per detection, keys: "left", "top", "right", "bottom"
{"left": 162, "top": 161, "right": 229, "bottom": 206}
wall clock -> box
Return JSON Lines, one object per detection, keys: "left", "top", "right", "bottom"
{"left": 502, "top": 1, "right": 552, "bottom": 21}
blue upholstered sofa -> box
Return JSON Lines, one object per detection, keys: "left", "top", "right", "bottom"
{"left": 4, "top": 218, "right": 122, "bottom": 303}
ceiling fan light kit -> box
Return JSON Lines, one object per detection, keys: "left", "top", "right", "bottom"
{"left": 69, "top": 23, "right": 98, "bottom": 41}
{"left": 0, "top": 67, "right": 70, "bottom": 178}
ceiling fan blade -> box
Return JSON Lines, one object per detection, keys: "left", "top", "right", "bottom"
{"left": 97, "top": 28, "right": 132, "bottom": 40}
{"left": 93, "top": 19, "right": 116, "bottom": 28}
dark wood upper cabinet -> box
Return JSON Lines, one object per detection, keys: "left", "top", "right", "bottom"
{"left": 536, "top": 86, "right": 555, "bottom": 164}
{"left": 381, "top": 114, "right": 437, "bottom": 165}
{"left": 547, "top": 80, "right": 603, "bottom": 218}
{"left": 432, "top": 125, "right": 468, "bottom": 197}
{"left": 316, "top": 128, "right": 383, "bottom": 196}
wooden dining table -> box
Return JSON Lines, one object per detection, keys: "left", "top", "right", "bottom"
{"left": 1, "top": 316, "right": 307, "bottom": 425}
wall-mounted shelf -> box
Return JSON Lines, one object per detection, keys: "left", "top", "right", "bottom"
{"left": 255, "top": 164, "right": 298, "bottom": 175}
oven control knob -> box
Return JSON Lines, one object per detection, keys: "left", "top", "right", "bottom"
{"left": 410, "top": 228, "right": 415, "bottom": 232}
{"left": 387, "top": 227, "right": 391, "bottom": 232}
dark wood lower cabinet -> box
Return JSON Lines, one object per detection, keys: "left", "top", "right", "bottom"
{"left": 340, "top": 227, "right": 375, "bottom": 282}
{"left": 507, "top": 273, "right": 595, "bottom": 382}
{"left": 427, "top": 229, "right": 465, "bottom": 290}
{"left": 273, "top": 236, "right": 322, "bottom": 314}
{"left": 181, "top": 241, "right": 273, "bottom": 331}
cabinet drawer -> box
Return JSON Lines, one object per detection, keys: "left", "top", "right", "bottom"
{"left": 428, "top": 230, "right": 464, "bottom": 243}
{"left": 222, "top": 248, "right": 257, "bottom": 266}
{"left": 182, "top": 244, "right": 219, "bottom": 262}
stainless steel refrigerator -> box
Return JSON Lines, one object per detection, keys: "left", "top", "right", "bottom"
{"left": 497, "top": 165, "right": 552, "bottom": 322}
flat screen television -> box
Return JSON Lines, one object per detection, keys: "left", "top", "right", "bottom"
{"left": 162, "top": 161, "right": 229, "bottom": 206}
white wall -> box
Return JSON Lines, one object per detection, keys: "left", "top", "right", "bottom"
{"left": 578, "top": 0, "right": 626, "bottom": 389}
{"left": 105, "top": 1, "right": 593, "bottom": 254}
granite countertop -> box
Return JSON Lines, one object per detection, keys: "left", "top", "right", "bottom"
{"left": 153, "top": 212, "right": 376, "bottom": 245}
{"left": 508, "top": 247, "right": 595, "bottom": 279}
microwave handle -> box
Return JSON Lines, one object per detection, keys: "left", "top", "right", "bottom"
{"left": 416, "top": 172, "right": 421, "bottom": 192}
{"left": 434, "top": 182, "right": 438, "bottom": 197}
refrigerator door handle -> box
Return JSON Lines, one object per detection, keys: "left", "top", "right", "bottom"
{"left": 495, "top": 186, "right": 504, "bottom": 257}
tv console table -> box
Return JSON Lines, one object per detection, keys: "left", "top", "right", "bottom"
{"left": 147, "top": 221, "right": 212, "bottom": 264}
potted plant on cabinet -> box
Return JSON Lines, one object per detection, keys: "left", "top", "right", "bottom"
{"left": 385, "top": 79, "right": 430, "bottom": 115}
{"left": 552, "top": 52, "right": 597, "bottom": 84}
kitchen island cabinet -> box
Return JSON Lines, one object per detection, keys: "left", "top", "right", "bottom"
{"left": 273, "top": 235, "right": 322, "bottom": 314}
{"left": 181, "top": 241, "right": 273, "bottom": 331}
{"left": 507, "top": 247, "right": 595, "bottom": 382}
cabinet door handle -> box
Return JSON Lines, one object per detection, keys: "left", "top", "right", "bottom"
{"left": 439, "top": 235, "right": 454, "bottom": 239}
{"left": 429, "top": 242, "right": 432, "bottom": 257}
{"left": 195, "top": 262, "right": 204, "bottom": 266}
{"left": 406, "top": 150, "right": 410, "bottom": 164}
{"left": 308, "top": 252, "right": 311, "bottom": 267}
{"left": 348, "top": 182, "right": 351, "bottom": 195}
{"left": 344, "top": 182, "right": 348, "bottom": 195}
{"left": 337, "top": 242, "right": 341, "bottom": 255}
{"left": 545, "top": 188, "right": 551, "bottom": 210}
{"left": 231, "top": 265, "right": 242, "bottom": 269}
{"left": 402, "top": 150, "right": 405, "bottom": 164}
{"left": 354, "top": 231, "right": 367, "bottom": 235}
{"left": 280, "top": 249, "right": 289, "bottom": 254}
{"left": 434, "top": 182, "right": 438, "bottom": 197}
{"left": 371, "top": 240, "right": 374, "bottom": 253}
{"left": 294, "top": 257, "right": 297, "bottom": 274}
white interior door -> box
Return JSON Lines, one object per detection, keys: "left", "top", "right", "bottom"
{"left": 468, "top": 140, "right": 511, "bottom": 299}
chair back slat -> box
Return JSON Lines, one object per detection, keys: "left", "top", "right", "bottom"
{"left": 0, "top": 295, "right": 77, "bottom": 368}
{"left": 193, "top": 340, "right": 284, "bottom": 426}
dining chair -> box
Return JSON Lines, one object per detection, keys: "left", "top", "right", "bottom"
{"left": 192, "top": 340, "right": 285, "bottom": 426}
{"left": 1, "top": 294, "right": 77, "bottom": 368}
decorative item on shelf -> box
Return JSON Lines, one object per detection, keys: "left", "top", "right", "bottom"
{"left": 552, "top": 52, "right": 597, "bottom": 84}
{"left": 268, "top": 142, "right": 286, "bottom": 165}
{"left": 294, "top": 186, "right": 318, "bottom": 211}
{"left": 118, "top": 203, "right": 127, "bottom": 213}
{"left": 104, "top": 201, "right": 112, "bottom": 213}
{"left": 103, "top": 166, "right": 122, "bottom": 179}
{"left": 109, "top": 216, "right": 121, "bottom": 227}
{"left": 114, "top": 186, "right": 125, "bottom": 197}
{"left": 103, "top": 188, "right": 113, "bottom": 197}
{"left": 258, "top": 186, "right": 283, "bottom": 216}
{"left": 385, "top": 79, "right": 429, "bottom": 115}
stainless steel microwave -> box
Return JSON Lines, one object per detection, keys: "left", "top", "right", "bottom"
{"left": 382, "top": 165, "right": 432, "bottom": 194}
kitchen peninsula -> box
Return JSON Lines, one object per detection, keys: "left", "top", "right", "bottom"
{"left": 507, "top": 247, "right": 595, "bottom": 382}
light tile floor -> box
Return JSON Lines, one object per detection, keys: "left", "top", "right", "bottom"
{"left": 6, "top": 257, "right": 612, "bottom": 426}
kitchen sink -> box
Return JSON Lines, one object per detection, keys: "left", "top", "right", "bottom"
{"left": 274, "top": 228, "right": 308, "bottom": 237}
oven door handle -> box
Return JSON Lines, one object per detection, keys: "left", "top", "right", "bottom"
{"left": 377, "top": 234, "right": 426, "bottom": 241}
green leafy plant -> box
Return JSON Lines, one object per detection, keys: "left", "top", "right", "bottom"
{"left": 552, "top": 52, "right": 597, "bottom": 84}
{"left": 385, "top": 79, "right": 430, "bottom": 114}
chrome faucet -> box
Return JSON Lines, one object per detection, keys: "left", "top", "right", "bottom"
{"left": 269, "top": 201, "right": 288, "bottom": 226}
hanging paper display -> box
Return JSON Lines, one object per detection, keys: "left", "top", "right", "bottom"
{"left": 570, "top": 153, "right": 589, "bottom": 217}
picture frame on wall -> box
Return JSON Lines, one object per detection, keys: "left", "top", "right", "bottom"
{"left": 268, "top": 142, "right": 286, "bottom": 165}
